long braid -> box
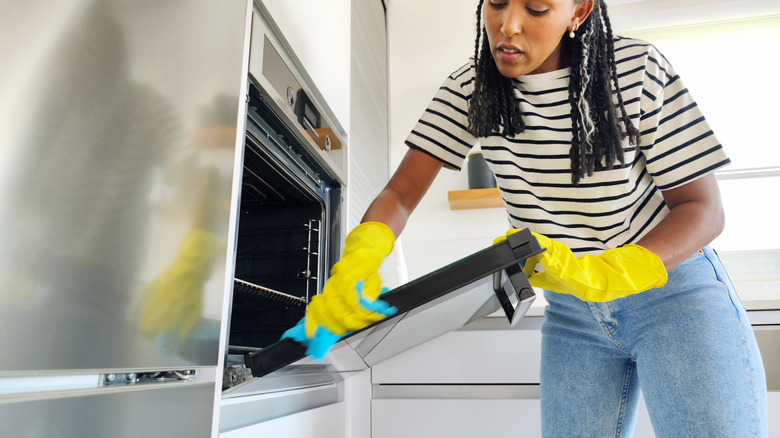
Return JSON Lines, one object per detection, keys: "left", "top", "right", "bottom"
{"left": 567, "top": 0, "right": 627, "bottom": 182}
{"left": 602, "top": 1, "right": 640, "bottom": 147}
{"left": 468, "top": 0, "right": 524, "bottom": 138}
{"left": 467, "top": 0, "right": 638, "bottom": 184}
{"left": 568, "top": 27, "right": 586, "bottom": 179}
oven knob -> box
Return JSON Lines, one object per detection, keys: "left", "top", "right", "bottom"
{"left": 286, "top": 86, "right": 295, "bottom": 107}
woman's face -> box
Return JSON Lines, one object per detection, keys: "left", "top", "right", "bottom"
{"left": 482, "top": 0, "right": 592, "bottom": 77}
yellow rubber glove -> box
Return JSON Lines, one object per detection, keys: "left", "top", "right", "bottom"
{"left": 137, "top": 229, "right": 222, "bottom": 340}
{"left": 304, "top": 222, "right": 395, "bottom": 338}
{"left": 496, "top": 229, "right": 667, "bottom": 302}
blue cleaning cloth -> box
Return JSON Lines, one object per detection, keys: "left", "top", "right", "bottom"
{"left": 282, "top": 281, "right": 397, "bottom": 361}
{"left": 281, "top": 318, "right": 341, "bottom": 361}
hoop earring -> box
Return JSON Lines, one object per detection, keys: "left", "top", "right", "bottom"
{"left": 569, "top": 22, "right": 579, "bottom": 38}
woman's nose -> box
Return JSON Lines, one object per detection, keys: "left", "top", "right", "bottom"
{"left": 500, "top": 3, "right": 523, "bottom": 37}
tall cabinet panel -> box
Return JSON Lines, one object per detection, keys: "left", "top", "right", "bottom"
{"left": 349, "top": 0, "right": 389, "bottom": 231}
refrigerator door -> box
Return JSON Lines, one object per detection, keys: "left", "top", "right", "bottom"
{"left": 0, "top": 0, "right": 247, "bottom": 372}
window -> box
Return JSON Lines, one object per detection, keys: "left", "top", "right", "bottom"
{"left": 627, "top": 15, "right": 780, "bottom": 251}
{"left": 626, "top": 16, "right": 780, "bottom": 307}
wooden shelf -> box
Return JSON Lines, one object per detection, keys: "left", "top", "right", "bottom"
{"left": 447, "top": 188, "right": 503, "bottom": 210}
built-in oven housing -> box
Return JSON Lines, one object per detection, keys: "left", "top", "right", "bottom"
{"left": 222, "top": 4, "right": 347, "bottom": 390}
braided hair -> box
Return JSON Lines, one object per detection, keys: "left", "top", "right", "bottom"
{"left": 467, "top": 0, "right": 640, "bottom": 184}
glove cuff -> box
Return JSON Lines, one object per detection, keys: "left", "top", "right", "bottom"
{"left": 620, "top": 244, "right": 668, "bottom": 288}
{"left": 345, "top": 222, "right": 395, "bottom": 257}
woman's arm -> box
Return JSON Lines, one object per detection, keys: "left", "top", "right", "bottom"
{"left": 636, "top": 173, "right": 725, "bottom": 272}
{"left": 361, "top": 148, "right": 444, "bottom": 237}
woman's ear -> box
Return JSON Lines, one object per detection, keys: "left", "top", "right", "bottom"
{"left": 573, "top": 0, "right": 595, "bottom": 24}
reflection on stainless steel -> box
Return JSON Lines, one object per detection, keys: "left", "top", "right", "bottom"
{"left": 0, "top": 0, "right": 246, "bottom": 372}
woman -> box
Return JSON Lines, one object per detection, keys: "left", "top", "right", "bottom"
{"left": 299, "top": 0, "right": 768, "bottom": 436}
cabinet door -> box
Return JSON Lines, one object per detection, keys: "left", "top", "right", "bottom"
{"left": 221, "top": 403, "right": 346, "bottom": 438}
{"left": 373, "top": 399, "right": 541, "bottom": 438}
{"left": 372, "top": 317, "right": 544, "bottom": 384}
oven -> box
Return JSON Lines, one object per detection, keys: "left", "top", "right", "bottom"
{"left": 222, "top": 4, "right": 347, "bottom": 391}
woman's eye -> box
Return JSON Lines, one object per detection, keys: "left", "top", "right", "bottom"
{"left": 488, "top": 1, "right": 507, "bottom": 9}
{"left": 527, "top": 7, "right": 549, "bottom": 16}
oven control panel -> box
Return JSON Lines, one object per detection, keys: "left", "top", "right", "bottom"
{"left": 248, "top": 4, "right": 347, "bottom": 185}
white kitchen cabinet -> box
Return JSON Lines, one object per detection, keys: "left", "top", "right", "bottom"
{"left": 373, "top": 398, "right": 541, "bottom": 438}
{"left": 371, "top": 397, "right": 663, "bottom": 438}
{"left": 371, "top": 313, "right": 780, "bottom": 437}
{"left": 221, "top": 403, "right": 346, "bottom": 438}
{"left": 372, "top": 317, "right": 543, "bottom": 437}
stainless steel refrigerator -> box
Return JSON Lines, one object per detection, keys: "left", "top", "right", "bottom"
{"left": 0, "top": 1, "right": 249, "bottom": 436}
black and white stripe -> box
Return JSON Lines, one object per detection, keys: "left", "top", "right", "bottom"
{"left": 405, "top": 37, "right": 730, "bottom": 253}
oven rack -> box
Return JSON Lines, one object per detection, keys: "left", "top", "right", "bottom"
{"left": 233, "top": 278, "right": 306, "bottom": 307}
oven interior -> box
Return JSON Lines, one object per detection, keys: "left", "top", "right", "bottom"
{"left": 227, "top": 82, "right": 341, "bottom": 356}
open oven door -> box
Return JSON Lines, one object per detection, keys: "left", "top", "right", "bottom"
{"left": 223, "top": 228, "right": 544, "bottom": 397}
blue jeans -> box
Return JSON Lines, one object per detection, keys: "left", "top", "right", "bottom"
{"left": 540, "top": 246, "right": 768, "bottom": 437}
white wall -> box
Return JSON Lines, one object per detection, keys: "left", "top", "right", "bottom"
{"left": 606, "top": 0, "right": 780, "bottom": 32}
{"left": 620, "top": 15, "right": 780, "bottom": 309}
{"left": 622, "top": 16, "right": 780, "bottom": 252}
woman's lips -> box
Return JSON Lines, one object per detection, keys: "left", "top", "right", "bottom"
{"left": 497, "top": 44, "right": 523, "bottom": 63}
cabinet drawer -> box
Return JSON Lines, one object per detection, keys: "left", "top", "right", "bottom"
{"left": 372, "top": 398, "right": 540, "bottom": 438}
{"left": 372, "top": 317, "right": 543, "bottom": 384}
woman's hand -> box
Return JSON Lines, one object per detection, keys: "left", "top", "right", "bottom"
{"left": 304, "top": 222, "right": 397, "bottom": 337}
{"left": 498, "top": 229, "right": 667, "bottom": 302}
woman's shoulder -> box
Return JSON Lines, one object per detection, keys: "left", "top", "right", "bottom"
{"left": 434, "top": 59, "right": 477, "bottom": 95}
{"left": 612, "top": 35, "right": 675, "bottom": 76}
{"left": 445, "top": 60, "right": 476, "bottom": 83}
{"left": 612, "top": 35, "right": 662, "bottom": 59}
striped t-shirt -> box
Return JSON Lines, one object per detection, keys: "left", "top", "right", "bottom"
{"left": 405, "top": 36, "right": 730, "bottom": 254}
